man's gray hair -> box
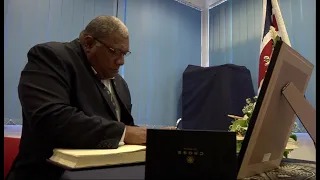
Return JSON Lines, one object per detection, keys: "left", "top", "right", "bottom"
{"left": 82, "top": 15, "right": 129, "bottom": 39}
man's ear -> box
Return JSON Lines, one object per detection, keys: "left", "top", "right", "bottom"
{"left": 83, "top": 36, "right": 95, "bottom": 49}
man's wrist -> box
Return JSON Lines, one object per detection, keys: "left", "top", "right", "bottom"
{"left": 119, "top": 127, "right": 126, "bottom": 146}
{"left": 96, "top": 123, "right": 126, "bottom": 148}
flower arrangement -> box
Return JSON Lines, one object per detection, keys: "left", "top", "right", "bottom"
{"left": 228, "top": 96, "right": 299, "bottom": 158}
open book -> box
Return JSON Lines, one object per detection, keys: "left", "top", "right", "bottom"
{"left": 49, "top": 145, "right": 146, "bottom": 169}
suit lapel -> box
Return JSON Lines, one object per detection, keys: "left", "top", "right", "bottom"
{"left": 92, "top": 77, "right": 118, "bottom": 120}
{"left": 111, "top": 78, "right": 129, "bottom": 112}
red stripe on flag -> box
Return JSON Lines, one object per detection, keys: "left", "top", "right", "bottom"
{"left": 272, "top": 15, "right": 279, "bottom": 31}
{"left": 258, "top": 40, "right": 273, "bottom": 85}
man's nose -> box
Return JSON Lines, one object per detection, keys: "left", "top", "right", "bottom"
{"left": 116, "top": 56, "right": 125, "bottom": 66}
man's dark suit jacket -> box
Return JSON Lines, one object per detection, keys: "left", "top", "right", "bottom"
{"left": 7, "top": 39, "right": 135, "bottom": 180}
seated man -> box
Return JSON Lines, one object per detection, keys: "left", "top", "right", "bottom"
{"left": 7, "top": 16, "right": 150, "bottom": 180}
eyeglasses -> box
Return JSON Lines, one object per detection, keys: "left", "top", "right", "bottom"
{"left": 93, "top": 37, "right": 131, "bottom": 57}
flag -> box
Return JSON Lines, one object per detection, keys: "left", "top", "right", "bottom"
{"left": 258, "top": 0, "right": 291, "bottom": 89}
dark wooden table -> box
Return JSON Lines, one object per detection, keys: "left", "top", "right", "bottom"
{"left": 61, "top": 158, "right": 316, "bottom": 180}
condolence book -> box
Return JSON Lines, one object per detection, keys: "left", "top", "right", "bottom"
{"left": 49, "top": 145, "right": 146, "bottom": 169}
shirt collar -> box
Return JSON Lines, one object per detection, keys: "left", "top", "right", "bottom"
{"left": 91, "top": 67, "right": 115, "bottom": 80}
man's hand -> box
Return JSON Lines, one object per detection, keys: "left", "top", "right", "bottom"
{"left": 124, "top": 125, "right": 147, "bottom": 145}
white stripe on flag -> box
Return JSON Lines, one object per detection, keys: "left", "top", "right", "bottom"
{"left": 260, "top": 0, "right": 267, "bottom": 46}
{"left": 260, "top": 31, "right": 272, "bottom": 53}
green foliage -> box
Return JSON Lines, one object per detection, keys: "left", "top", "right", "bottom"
{"left": 229, "top": 96, "right": 298, "bottom": 158}
{"left": 229, "top": 120, "right": 248, "bottom": 133}
{"left": 236, "top": 141, "right": 242, "bottom": 153}
{"left": 290, "top": 134, "right": 297, "bottom": 141}
{"left": 272, "top": 36, "right": 281, "bottom": 48}
{"left": 242, "top": 97, "right": 256, "bottom": 119}
{"left": 283, "top": 149, "right": 294, "bottom": 158}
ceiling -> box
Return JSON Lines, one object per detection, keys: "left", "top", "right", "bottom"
{"left": 178, "top": 0, "right": 222, "bottom": 9}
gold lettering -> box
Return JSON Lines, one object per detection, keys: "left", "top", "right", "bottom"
{"left": 188, "top": 151, "right": 193, "bottom": 155}
{"left": 200, "top": 152, "right": 204, "bottom": 156}
{"left": 177, "top": 151, "right": 181, "bottom": 155}
{"left": 194, "top": 151, "right": 198, "bottom": 155}
{"left": 183, "top": 151, "right": 187, "bottom": 155}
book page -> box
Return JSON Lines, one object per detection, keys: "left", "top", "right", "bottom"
{"left": 54, "top": 145, "right": 146, "bottom": 157}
